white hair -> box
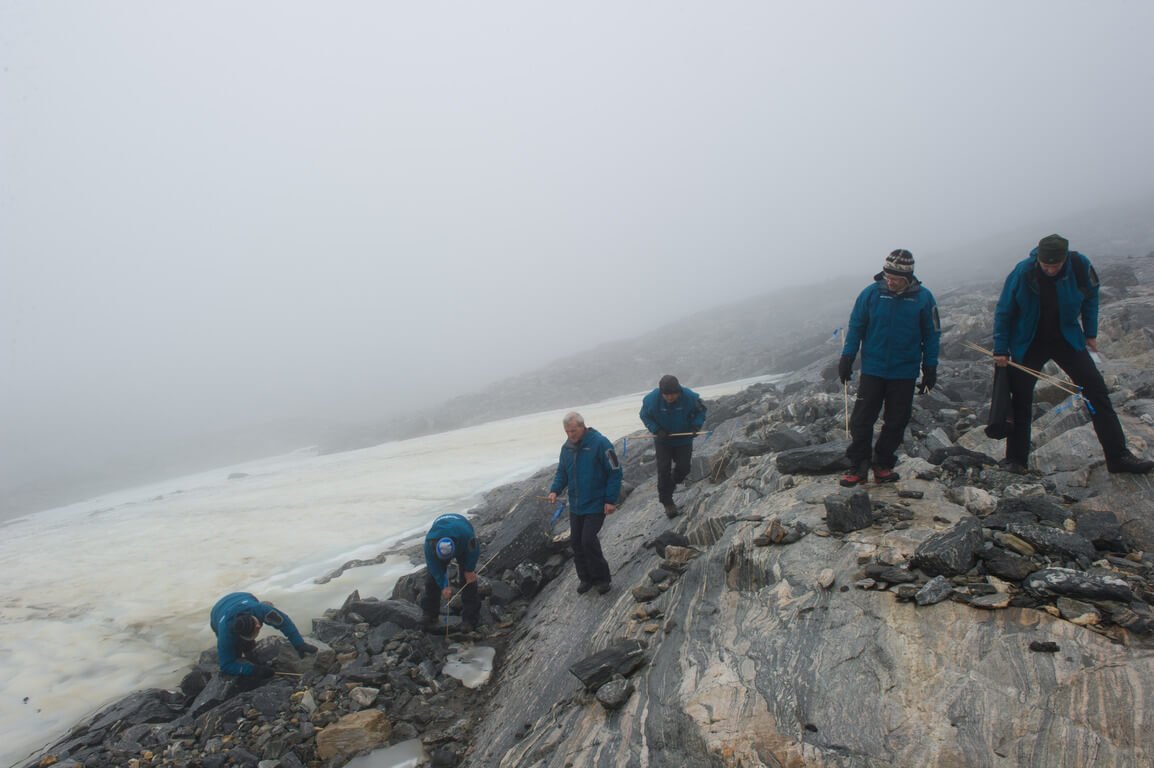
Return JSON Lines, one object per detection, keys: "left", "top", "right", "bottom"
{"left": 562, "top": 411, "right": 585, "bottom": 427}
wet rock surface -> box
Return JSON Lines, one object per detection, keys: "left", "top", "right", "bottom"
{"left": 21, "top": 252, "right": 1154, "bottom": 768}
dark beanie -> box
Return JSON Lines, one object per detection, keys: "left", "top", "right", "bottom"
{"left": 659, "top": 375, "right": 682, "bottom": 395}
{"left": 1037, "top": 234, "right": 1069, "bottom": 264}
{"left": 233, "top": 614, "right": 259, "bottom": 639}
{"left": 883, "top": 249, "right": 915, "bottom": 277}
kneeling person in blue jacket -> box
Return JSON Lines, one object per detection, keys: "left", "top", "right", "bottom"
{"left": 640, "top": 374, "right": 707, "bottom": 518}
{"left": 421, "top": 513, "right": 482, "bottom": 631}
{"left": 209, "top": 592, "right": 317, "bottom": 679}
{"left": 839, "top": 249, "right": 940, "bottom": 486}
{"left": 548, "top": 411, "right": 623, "bottom": 595}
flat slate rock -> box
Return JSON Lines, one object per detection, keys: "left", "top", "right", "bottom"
{"left": 775, "top": 441, "right": 851, "bottom": 475}
{"left": 569, "top": 639, "right": 648, "bottom": 692}
{"left": 1024, "top": 568, "right": 1133, "bottom": 603}
{"left": 1005, "top": 523, "right": 1098, "bottom": 566}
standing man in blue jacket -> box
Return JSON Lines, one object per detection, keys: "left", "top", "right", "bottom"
{"left": 839, "top": 249, "right": 940, "bottom": 486}
{"left": 547, "top": 412, "right": 623, "bottom": 595}
{"left": 420, "top": 512, "right": 482, "bottom": 630}
{"left": 640, "top": 374, "right": 707, "bottom": 518}
{"left": 993, "top": 234, "right": 1152, "bottom": 474}
{"left": 209, "top": 592, "right": 317, "bottom": 678}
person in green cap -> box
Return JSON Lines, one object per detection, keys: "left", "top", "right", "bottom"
{"left": 992, "top": 234, "right": 1153, "bottom": 474}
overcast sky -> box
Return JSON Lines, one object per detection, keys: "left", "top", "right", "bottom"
{"left": 3, "top": 1, "right": 1154, "bottom": 506}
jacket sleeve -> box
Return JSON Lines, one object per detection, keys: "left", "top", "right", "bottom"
{"left": 992, "top": 269, "right": 1018, "bottom": 356}
{"left": 1079, "top": 254, "right": 1099, "bottom": 338}
{"left": 549, "top": 448, "right": 568, "bottom": 495}
{"left": 461, "top": 538, "right": 481, "bottom": 572}
{"left": 921, "top": 295, "right": 941, "bottom": 367}
{"left": 216, "top": 616, "right": 254, "bottom": 676}
{"left": 841, "top": 288, "right": 869, "bottom": 359}
{"left": 253, "top": 602, "right": 305, "bottom": 648}
{"left": 690, "top": 394, "right": 707, "bottom": 430}
{"left": 425, "top": 540, "right": 449, "bottom": 589}
{"left": 602, "top": 440, "right": 623, "bottom": 504}
{"left": 639, "top": 393, "right": 660, "bottom": 434}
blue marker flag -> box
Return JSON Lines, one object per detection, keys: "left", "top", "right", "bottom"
{"left": 550, "top": 501, "right": 566, "bottom": 526}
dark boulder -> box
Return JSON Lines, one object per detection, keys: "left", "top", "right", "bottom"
{"left": 342, "top": 599, "right": 423, "bottom": 628}
{"left": 911, "top": 517, "right": 983, "bottom": 576}
{"left": 775, "top": 441, "right": 851, "bottom": 475}
{"left": 1074, "top": 510, "right": 1126, "bottom": 553}
{"left": 824, "top": 489, "right": 873, "bottom": 533}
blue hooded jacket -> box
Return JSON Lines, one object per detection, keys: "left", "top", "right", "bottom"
{"left": 549, "top": 427, "right": 623, "bottom": 516}
{"left": 423, "top": 513, "right": 480, "bottom": 589}
{"left": 209, "top": 592, "right": 307, "bottom": 676}
{"left": 842, "top": 276, "right": 940, "bottom": 380}
{"left": 639, "top": 387, "right": 707, "bottom": 447}
{"left": 993, "top": 249, "right": 1098, "bottom": 362}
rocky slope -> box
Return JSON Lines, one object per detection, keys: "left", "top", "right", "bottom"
{"left": 21, "top": 251, "right": 1154, "bottom": 768}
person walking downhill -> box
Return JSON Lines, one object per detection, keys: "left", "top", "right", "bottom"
{"left": 993, "top": 234, "right": 1153, "bottom": 475}
{"left": 419, "top": 512, "right": 482, "bottom": 632}
{"left": 839, "top": 249, "right": 940, "bottom": 486}
{"left": 639, "top": 374, "right": 707, "bottom": 518}
{"left": 209, "top": 592, "right": 317, "bottom": 678}
{"left": 547, "top": 411, "right": 623, "bottom": 595}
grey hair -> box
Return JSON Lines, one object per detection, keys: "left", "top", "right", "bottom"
{"left": 562, "top": 411, "right": 585, "bottom": 428}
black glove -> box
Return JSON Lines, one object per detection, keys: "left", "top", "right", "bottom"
{"left": 250, "top": 664, "right": 275, "bottom": 680}
{"left": 296, "top": 642, "right": 318, "bottom": 658}
{"left": 919, "top": 365, "right": 937, "bottom": 393}
{"left": 838, "top": 356, "right": 854, "bottom": 384}
{"left": 655, "top": 429, "right": 669, "bottom": 441}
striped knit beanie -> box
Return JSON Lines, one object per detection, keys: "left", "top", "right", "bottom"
{"left": 883, "top": 249, "right": 915, "bottom": 278}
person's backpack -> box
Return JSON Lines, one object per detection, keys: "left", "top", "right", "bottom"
{"left": 1070, "top": 251, "right": 1099, "bottom": 298}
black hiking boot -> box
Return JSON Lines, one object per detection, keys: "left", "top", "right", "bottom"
{"left": 1107, "top": 451, "right": 1154, "bottom": 474}
{"left": 998, "top": 458, "right": 1029, "bottom": 475}
{"left": 576, "top": 581, "right": 594, "bottom": 594}
{"left": 663, "top": 502, "right": 680, "bottom": 518}
{"left": 596, "top": 582, "right": 612, "bottom": 595}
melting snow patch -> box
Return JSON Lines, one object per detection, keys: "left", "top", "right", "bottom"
{"left": 443, "top": 643, "right": 496, "bottom": 688}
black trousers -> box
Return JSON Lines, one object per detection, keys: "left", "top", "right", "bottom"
{"left": 655, "top": 440, "right": 693, "bottom": 504}
{"left": 570, "top": 512, "right": 611, "bottom": 585}
{"left": 846, "top": 375, "right": 916, "bottom": 470}
{"left": 1006, "top": 338, "right": 1125, "bottom": 466}
{"left": 421, "top": 568, "right": 481, "bottom": 625}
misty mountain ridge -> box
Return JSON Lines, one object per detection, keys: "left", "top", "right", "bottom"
{"left": 332, "top": 191, "right": 1154, "bottom": 452}
{"left": 7, "top": 193, "right": 1154, "bottom": 517}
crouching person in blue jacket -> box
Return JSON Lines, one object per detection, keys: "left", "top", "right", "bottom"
{"left": 209, "top": 592, "right": 317, "bottom": 679}
{"left": 420, "top": 513, "right": 482, "bottom": 631}
{"left": 838, "top": 249, "right": 940, "bottom": 486}
{"left": 548, "top": 411, "right": 623, "bottom": 596}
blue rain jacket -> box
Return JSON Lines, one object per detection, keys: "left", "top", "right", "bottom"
{"left": 993, "top": 250, "right": 1099, "bottom": 361}
{"left": 639, "top": 387, "right": 707, "bottom": 447}
{"left": 842, "top": 276, "right": 940, "bottom": 380}
{"left": 209, "top": 592, "right": 306, "bottom": 676}
{"left": 550, "top": 427, "right": 623, "bottom": 516}
{"left": 423, "top": 513, "right": 480, "bottom": 589}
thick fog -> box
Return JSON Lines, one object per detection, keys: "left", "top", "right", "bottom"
{"left": 3, "top": 2, "right": 1153, "bottom": 513}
